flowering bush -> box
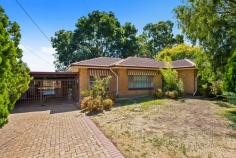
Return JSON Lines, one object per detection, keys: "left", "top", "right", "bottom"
{"left": 165, "top": 90, "right": 178, "bottom": 99}
{"left": 80, "top": 76, "right": 114, "bottom": 113}
{"left": 103, "top": 99, "right": 113, "bottom": 110}
{"left": 80, "top": 96, "right": 93, "bottom": 111}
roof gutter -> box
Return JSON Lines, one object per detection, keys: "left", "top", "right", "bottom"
{"left": 109, "top": 68, "right": 119, "bottom": 97}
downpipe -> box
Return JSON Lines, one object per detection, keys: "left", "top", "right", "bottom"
{"left": 193, "top": 76, "right": 198, "bottom": 96}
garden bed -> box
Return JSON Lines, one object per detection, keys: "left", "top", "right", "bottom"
{"left": 91, "top": 97, "right": 236, "bottom": 158}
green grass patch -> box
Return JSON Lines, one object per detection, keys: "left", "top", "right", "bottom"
{"left": 117, "top": 96, "right": 166, "bottom": 105}
{"left": 116, "top": 96, "right": 167, "bottom": 111}
{"left": 223, "top": 108, "right": 236, "bottom": 129}
{"left": 215, "top": 101, "right": 235, "bottom": 108}
{"left": 116, "top": 96, "right": 156, "bottom": 106}
{"left": 141, "top": 99, "right": 167, "bottom": 106}
{"left": 216, "top": 100, "right": 236, "bottom": 129}
{"left": 228, "top": 96, "right": 236, "bottom": 105}
{"left": 140, "top": 99, "right": 167, "bottom": 110}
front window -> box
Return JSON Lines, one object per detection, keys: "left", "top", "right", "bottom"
{"left": 128, "top": 75, "right": 154, "bottom": 89}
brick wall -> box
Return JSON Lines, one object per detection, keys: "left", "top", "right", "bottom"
{"left": 177, "top": 69, "right": 196, "bottom": 94}
{"left": 70, "top": 67, "right": 196, "bottom": 98}
{"left": 117, "top": 68, "right": 162, "bottom": 97}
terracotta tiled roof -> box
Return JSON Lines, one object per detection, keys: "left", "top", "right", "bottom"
{"left": 70, "top": 57, "right": 196, "bottom": 69}
{"left": 115, "top": 56, "right": 165, "bottom": 68}
{"left": 71, "top": 57, "right": 121, "bottom": 67}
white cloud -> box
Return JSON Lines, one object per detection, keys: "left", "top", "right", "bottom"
{"left": 20, "top": 44, "right": 55, "bottom": 72}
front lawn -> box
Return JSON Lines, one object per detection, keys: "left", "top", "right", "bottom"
{"left": 91, "top": 97, "right": 236, "bottom": 158}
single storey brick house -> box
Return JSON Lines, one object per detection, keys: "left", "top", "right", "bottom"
{"left": 68, "top": 57, "right": 197, "bottom": 98}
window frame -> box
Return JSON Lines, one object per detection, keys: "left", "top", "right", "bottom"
{"left": 128, "top": 75, "right": 154, "bottom": 90}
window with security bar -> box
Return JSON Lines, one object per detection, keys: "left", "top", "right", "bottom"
{"left": 128, "top": 75, "right": 154, "bottom": 89}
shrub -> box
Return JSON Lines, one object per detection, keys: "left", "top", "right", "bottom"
{"left": 154, "top": 88, "right": 163, "bottom": 98}
{"left": 92, "top": 76, "right": 112, "bottom": 98}
{"left": 211, "top": 80, "right": 223, "bottom": 96}
{"left": 80, "top": 96, "right": 93, "bottom": 111}
{"left": 165, "top": 91, "right": 178, "bottom": 99}
{"left": 88, "top": 96, "right": 103, "bottom": 113}
{"left": 161, "top": 64, "right": 184, "bottom": 98}
{"left": 198, "top": 79, "right": 223, "bottom": 97}
{"left": 223, "top": 50, "right": 236, "bottom": 93}
{"left": 80, "top": 90, "right": 92, "bottom": 98}
{"left": 177, "top": 79, "right": 184, "bottom": 97}
{"left": 161, "top": 68, "right": 178, "bottom": 91}
{"left": 103, "top": 99, "right": 113, "bottom": 110}
{"left": 0, "top": 7, "right": 32, "bottom": 127}
{"left": 80, "top": 96, "right": 104, "bottom": 113}
{"left": 0, "top": 105, "right": 9, "bottom": 126}
{"left": 80, "top": 76, "right": 114, "bottom": 114}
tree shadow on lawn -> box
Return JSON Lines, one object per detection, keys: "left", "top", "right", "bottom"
{"left": 224, "top": 109, "right": 236, "bottom": 139}
{"left": 114, "top": 95, "right": 157, "bottom": 107}
{"left": 114, "top": 95, "right": 207, "bottom": 108}
{"left": 224, "top": 109, "right": 236, "bottom": 129}
{"left": 215, "top": 101, "right": 236, "bottom": 130}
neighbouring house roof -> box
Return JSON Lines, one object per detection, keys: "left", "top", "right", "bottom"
{"left": 70, "top": 57, "right": 196, "bottom": 69}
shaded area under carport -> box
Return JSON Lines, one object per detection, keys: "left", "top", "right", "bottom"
{"left": 18, "top": 71, "right": 79, "bottom": 105}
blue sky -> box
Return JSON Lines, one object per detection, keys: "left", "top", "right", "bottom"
{"left": 1, "top": 0, "right": 183, "bottom": 71}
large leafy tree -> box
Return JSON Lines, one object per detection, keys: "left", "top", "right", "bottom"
{"left": 72, "top": 11, "right": 122, "bottom": 58}
{"left": 156, "top": 43, "right": 201, "bottom": 60}
{"left": 0, "top": 6, "right": 31, "bottom": 126}
{"left": 175, "top": 0, "right": 236, "bottom": 71}
{"left": 52, "top": 11, "right": 140, "bottom": 71}
{"left": 118, "top": 22, "right": 140, "bottom": 58}
{"left": 139, "top": 20, "right": 184, "bottom": 58}
{"left": 224, "top": 50, "right": 236, "bottom": 93}
{"left": 51, "top": 30, "right": 73, "bottom": 71}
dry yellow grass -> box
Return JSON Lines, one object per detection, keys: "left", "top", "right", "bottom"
{"left": 91, "top": 97, "right": 236, "bottom": 158}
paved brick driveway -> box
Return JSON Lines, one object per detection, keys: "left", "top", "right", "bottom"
{"left": 0, "top": 101, "right": 124, "bottom": 158}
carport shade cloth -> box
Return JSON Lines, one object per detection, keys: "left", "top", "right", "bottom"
{"left": 89, "top": 69, "right": 112, "bottom": 77}
{"left": 128, "top": 70, "right": 159, "bottom": 76}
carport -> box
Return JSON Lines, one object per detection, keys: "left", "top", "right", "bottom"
{"left": 18, "top": 72, "right": 79, "bottom": 104}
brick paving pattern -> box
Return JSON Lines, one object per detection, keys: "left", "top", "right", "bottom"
{"left": 0, "top": 102, "right": 124, "bottom": 158}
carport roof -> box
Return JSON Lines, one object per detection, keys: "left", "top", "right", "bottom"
{"left": 30, "top": 72, "right": 77, "bottom": 79}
